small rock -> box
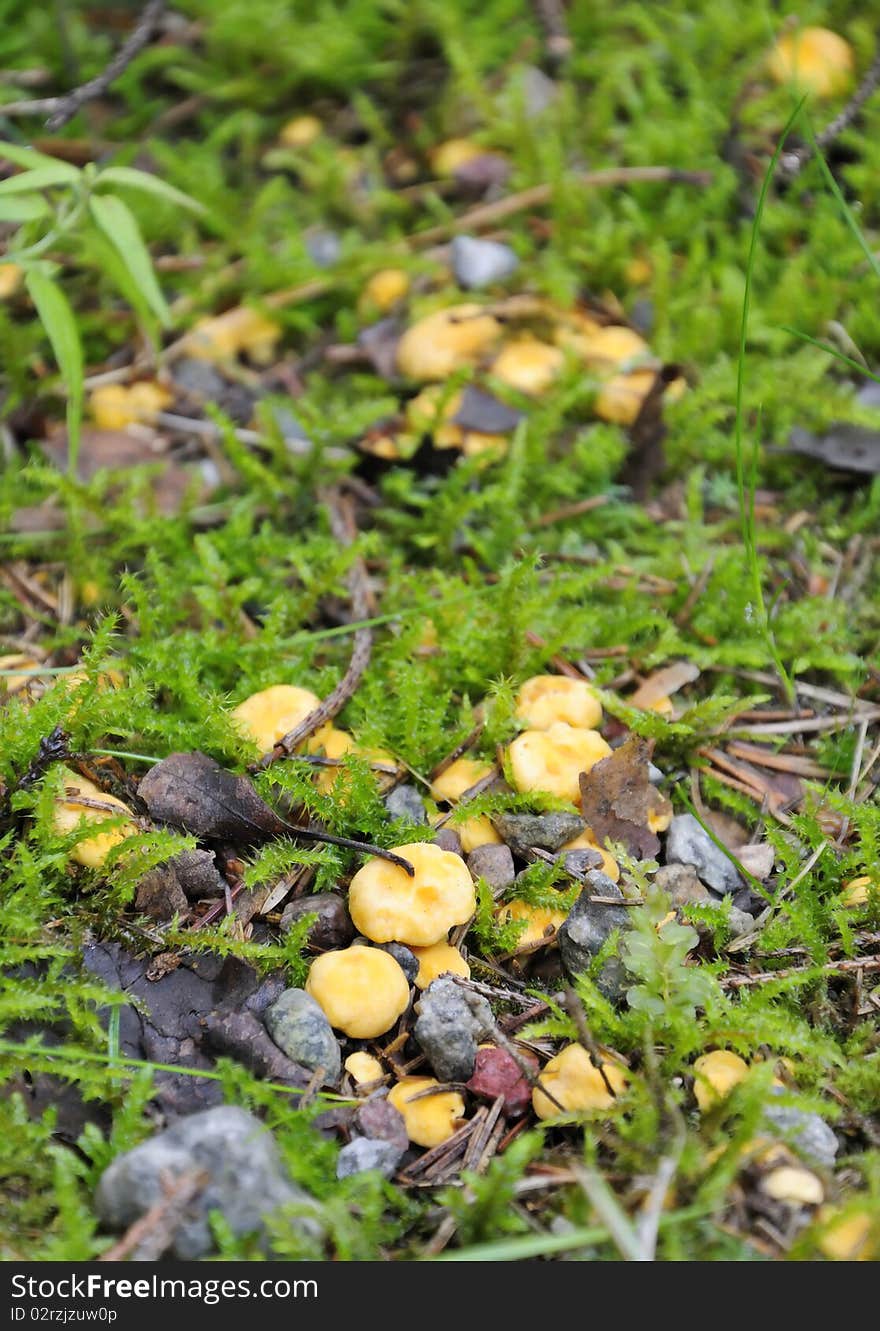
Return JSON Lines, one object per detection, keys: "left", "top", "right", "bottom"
{"left": 270, "top": 407, "right": 312, "bottom": 454}
{"left": 280, "top": 893, "right": 354, "bottom": 951}
{"left": 519, "top": 64, "right": 558, "bottom": 117}
{"left": 648, "top": 763, "right": 664, "bottom": 784}
{"left": 355, "top": 1098, "right": 408, "bottom": 1153}
{"left": 558, "top": 871, "right": 630, "bottom": 1001}
{"left": 135, "top": 864, "right": 189, "bottom": 921}
{"left": 727, "top": 905, "right": 755, "bottom": 938}
{"left": 414, "top": 976, "right": 493, "bottom": 1082}
{"left": 306, "top": 229, "right": 341, "bottom": 268}
{"left": 95, "top": 1106, "right": 320, "bottom": 1259}
{"left": 467, "top": 843, "right": 516, "bottom": 893}
{"left": 466, "top": 1046, "right": 537, "bottom": 1117}
{"left": 172, "top": 357, "right": 226, "bottom": 402}
{"left": 433, "top": 827, "right": 463, "bottom": 856}
{"left": 762, "top": 1101, "right": 839, "bottom": 1169}
{"left": 665, "top": 813, "right": 743, "bottom": 896}
{"left": 654, "top": 862, "right": 709, "bottom": 907}
{"left": 453, "top": 153, "right": 511, "bottom": 193}
{"left": 171, "top": 849, "right": 227, "bottom": 900}
{"left": 630, "top": 298, "right": 654, "bottom": 336}
{"left": 561, "top": 848, "right": 604, "bottom": 876}
{"left": 737, "top": 842, "right": 776, "bottom": 880}
{"left": 492, "top": 810, "right": 585, "bottom": 859}
{"left": 379, "top": 942, "right": 419, "bottom": 984}
{"left": 264, "top": 989, "right": 341, "bottom": 1084}
{"left": 336, "top": 1135, "right": 403, "bottom": 1180}
{"left": 384, "top": 784, "right": 427, "bottom": 825}
{"left": 451, "top": 235, "right": 519, "bottom": 290}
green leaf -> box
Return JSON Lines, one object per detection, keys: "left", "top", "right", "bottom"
{"left": 0, "top": 140, "right": 80, "bottom": 180}
{"left": 24, "top": 268, "right": 83, "bottom": 472}
{"left": 88, "top": 193, "right": 170, "bottom": 328}
{"left": 0, "top": 164, "right": 80, "bottom": 194}
{"left": 95, "top": 166, "right": 206, "bottom": 215}
{"left": 0, "top": 194, "right": 50, "bottom": 222}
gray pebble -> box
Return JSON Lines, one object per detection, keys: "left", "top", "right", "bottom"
{"left": 558, "top": 871, "right": 631, "bottom": 1001}
{"left": 384, "top": 783, "right": 427, "bottom": 825}
{"left": 306, "top": 229, "right": 341, "bottom": 268}
{"left": 414, "top": 976, "right": 493, "bottom": 1082}
{"left": 519, "top": 64, "right": 558, "bottom": 117}
{"left": 762, "top": 1101, "right": 839, "bottom": 1169}
{"left": 561, "top": 848, "right": 604, "bottom": 877}
{"left": 280, "top": 893, "right": 354, "bottom": 951}
{"left": 451, "top": 235, "right": 519, "bottom": 290}
{"left": 336, "top": 1136, "right": 404, "bottom": 1180}
{"left": 654, "top": 862, "right": 709, "bottom": 907}
{"left": 172, "top": 357, "right": 226, "bottom": 401}
{"left": 666, "top": 813, "right": 743, "bottom": 896}
{"left": 727, "top": 905, "right": 755, "bottom": 938}
{"left": 264, "top": 989, "right": 341, "bottom": 1084}
{"left": 467, "top": 842, "right": 516, "bottom": 893}
{"left": 433, "top": 827, "right": 463, "bottom": 856}
{"left": 492, "top": 811, "right": 584, "bottom": 859}
{"left": 95, "top": 1106, "right": 320, "bottom": 1259}
{"left": 379, "top": 942, "right": 419, "bottom": 984}
{"left": 355, "top": 1099, "right": 408, "bottom": 1153}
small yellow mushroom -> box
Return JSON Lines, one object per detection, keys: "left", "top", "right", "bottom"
{"left": 768, "top": 26, "right": 854, "bottom": 98}
{"left": 532, "top": 1044, "right": 628, "bottom": 1120}
{"left": 430, "top": 757, "right": 502, "bottom": 852}
{"left": 692, "top": 1050, "right": 749, "bottom": 1112}
{"left": 186, "top": 306, "right": 281, "bottom": 364}
{"left": 817, "top": 1206, "right": 878, "bottom": 1261}
{"left": 406, "top": 385, "right": 464, "bottom": 448}
{"left": 761, "top": 1166, "right": 824, "bottom": 1207}
{"left": 576, "top": 325, "right": 649, "bottom": 372}
{"left": 52, "top": 769, "right": 139, "bottom": 870}
{"left": 560, "top": 829, "right": 620, "bottom": 882}
{"left": 508, "top": 722, "right": 612, "bottom": 803}
{"left": 594, "top": 368, "right": 658, "bottom": 426}
{"left": 90, "top": 381, "right": 172, "bottom": 430}
{"left": 305, "top": 946, "right": 410, "bottom": 1038}
{"left": 230, "top": 684, "right": 321, "bottom": 753}
{"left": 411, "top": 940, "right": 471, "bottom": 988}
{"left": 497, "top": 899, "right": 566, "bottom": 948}
{"left": 490, "top": 338, "right": 564, "bottom": 396}
{"left": 0, "top": 262, "right": 23, "bottom": 298}
{"left": 430, "top": 138, "right": 485, "bottom": 177}
{"left": 309, "top": 727, "right": 396, "bottom": 796}
{"left": 388, "top": 1075, "right": 466, "bottom": 1147}
{"left": 344, "top": 1051, "right": 384, "bottom": 1086}
{"left": 348, "top": 841, "right": 476, "bottom": 946}
{"left": 625, "top": 256, "right": 653, "bottom": 286}
{"left": 396, "top": 304, "right": 502, "bottom": 381}
{"left": 841, "top": 876, "right": 874, "bottom": 908}
{"left": 0, "top": 654, "right": 42, "bottom": 697}
{"left": 515, "top": 675, "right": 602, "bottom": 731}
{"left": 278, "top": 114, "right": 322, "bottom": 147}
{"left": 361, "top": 267, "right": 410, "bottom": 314}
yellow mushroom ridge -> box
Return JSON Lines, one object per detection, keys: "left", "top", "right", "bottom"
{"left": 515, "top": 674, "right": 602, "bottom": 731}
{"left": 305, "top": 947, "right": 410, "bottom": 1039}
{"left": 52, "top": 768, "right": 139, "bottom": 869}
{"left": 411, "top": 940, "right": 471, "bottom": 988}
{"left": 508, "top": 722, "right": 612, "bottom": 803}
{"left": 348, "top": 842, "right": 476, "bottom": 946}
{"left": 532, "top": 1044, "right": 628, "bottom": 1120}
{"left": 388, "top": 1076, "right": 466, "bottom": 1147}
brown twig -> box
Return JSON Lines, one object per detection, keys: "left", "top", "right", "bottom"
{"left": 97, "top": 1168, "right": 205, "bottom": 1262}
{"left": 0, "top": 1, "right": 166, "bottom": 130}
{"left": 721, "top": 952, "right": 880, "bottom": 990}
{"left": 255, "top": 488, "right": 372, "bottom": 769}
{"left": 531, "top": 0, "right": 573, "bottom": 61}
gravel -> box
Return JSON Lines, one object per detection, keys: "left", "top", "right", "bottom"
{"left": 280, "top": 893, "right": 354, "bottom": 951}
{"left": 467, "top": 843, "right": 516, "bottom": 893}
{"left": 384, "top": 783, "right": 428, "bottom": 824}
{"left": 264, "top": 989, "right": 341, "bottom": 1084}
{"left": 451, "top": 235, "right": 519, "bottom": 289}
{"left": 492, "top": 810, "right": 584, "bottom": 858}
{"left": 336, "top": 1136, "right": 404, "bottom": 1179}
{"left": 413, "top": 976, "right": 494, "bottom": 1082}
{"left": 665, "top": 813, "right": 744, "bottom": 896}
{"left": 557, "top": 871, "right": 631, "bottom": 1001}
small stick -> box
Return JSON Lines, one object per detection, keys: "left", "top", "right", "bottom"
{"left": 97, "top": 1168, "right": 205, "bottom": 1262}
{"left": 721, "top": 952, "right": 880, "bottom": 990}
{"left": 255, "top": 488, "right": 372, "bottom": 767}
{"left": 562, "top": 987, "right": 622, "bottom": 1100}
{"left": 780, "top": 48, "right": 880, "bottom": 181}
{"left": 531, "top": 0, "right": 572, "bottom": 61}
{"left": 0, "top": 1, "right": 166, "bottom": 130}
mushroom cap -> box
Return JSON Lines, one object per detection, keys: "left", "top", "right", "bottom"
{"left": 430, "top": 757, "right": 494, "bottom": 803}
{"left": 817, "top": 1206, "right": 877, "bottom": 1261}
{"left": 0, "top": 262, "right": 22, "bottom": 299}
{"left": 305, "top": 946, "right": 410, "bottom": 1038}
{"left": 362, "top": 267, "right": 410, "bottom": 314}
{"left": 344, "top": 1051, "right": 384, "bottom": 1086}
{"left": 52, "top": 769, "right": 138, "bottom": 869}
{"left": 516, "top": 674, "right": 602, "bottom": 731}
{"left": 411, "top": 940, "right": 471, "bottom": 989}
{"left": 348, "top": 841, "right": 476, "bottom": 946}
{"left": 279, "top": 114, "right": 322, "bottom": 147}
{"left": 508, "top": 722, "right": 612, "bottom": 803}
{"left": 760, "top": 1166, "right": 824, "bottom": 1207}
{"left": 230, "top": 684, "right": 322, "bottom": 752}
{"left": 388, "top": 1075, "right": 466, "bottom": 1147}
{"left": 497, "top": 899, "right": 566, "bottom": 948}
{"left": 692, "top": 1049, "right": 749, "bottom": 1111}
{"left": 532, "top": 1044, "right": 628, "bottom": 1120}
{"left": 594, "top": 368, "right": 658, "bottom": 425}
{"left": 841, "top": 875, "right": 873, "bottom": 907}
{"left": 187, "top": 306, "right": 281, "bottom": 364}
{"left": 90, "top": 381, "right": 171, "bottom": 430}
{"left": 561, "top": 829, "right": 620, "bottom": 881}
{"left": 490, "top": 338, "right": 564, "bottom": 396}
{"left": 768, "top": 26, "right": 853, "bottom": 97}
{"left": 396, "top": 304, "right": 502, "bottom": 381}
{"left": 457, "top": 815, "right": 503, "bottom": 853}
{"left": 430, "top": 138, "right": 485, "bottom": 176}
{"left": 577, "top": 325, "right": 649, "bottom": 371}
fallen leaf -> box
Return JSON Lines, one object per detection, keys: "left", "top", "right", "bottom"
{"left": 452, "top": 384, "right": 523, "bottom": 433}
{"left": 630, "top": 660, "right": 700, "bottom": 708}
{"left": 782, "top": 424, "right": 880, "bottom": 475}
{"left": 138, "top": 751, "right": 287, "bottom": 842}
{"left": 579, "top": 735, "right": 672, "bottom": 859}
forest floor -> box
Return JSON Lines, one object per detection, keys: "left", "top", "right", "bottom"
{"left": 0, "top": 1, "right": 879, "bottom": 1261}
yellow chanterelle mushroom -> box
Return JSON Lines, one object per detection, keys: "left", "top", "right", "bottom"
{"left": 430, "top": 756, "right": 502, "bottom": 852}
{"left": 305, "top": 946, "right": 410, "bottom": 1038}
{"left": 515, "top": 674, "right": 602, "bottom": 731}
{"left": 348, "top": 841, "right": 476, "bottom": 946}
{"left": 396, "top": 304, "right": 502, "bottom": 381}
{"left": 768, "top": 26, "right": 853, "bottom": 98}
{"left": 410, "top": 940, "right": 471, "bottom": 988}
{"left": 388, "top": 1076, "right": 466, "bottom": 1147}
{"left": 692, "top": 1049, "right": 749, "bottom": 1112}
{"left": 532, "top": 1044, "right": 628, "bottom": 1119}
{"left": 52, "top": 769, "right": 139, "bottom": 869}
{"left": 508, "top": 722, "right": 611, "bottom": 803}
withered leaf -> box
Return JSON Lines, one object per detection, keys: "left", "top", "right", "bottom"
{"left": 138, "top": 751, "right": 287, "bottom": 843}
{"left": 452, "top": 385, "right": 523, "bottom": 434}
{"left": 781, "top": 424, "right": 880, "bottom": 475}
{"left": 579, "top": 735, "right": 672, "bottom": 860}
{"left": 630, "top": 660, "right": 699, "bottom": 709}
